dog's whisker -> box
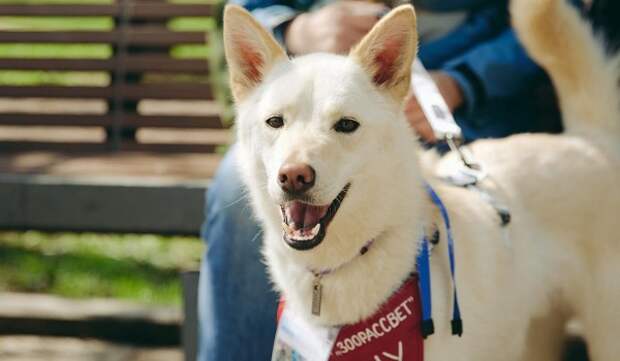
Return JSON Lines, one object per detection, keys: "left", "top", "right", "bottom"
{"left": 219, "top": 193, "right": 251, "bottom": 212}
{"left": 249, "top": 229, "right": 263, "bottom": 243}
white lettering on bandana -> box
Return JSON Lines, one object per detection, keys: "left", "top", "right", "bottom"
{"left": 272, "top": 276, "right": 423, "bottom": 361}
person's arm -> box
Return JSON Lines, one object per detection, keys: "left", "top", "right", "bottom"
{"left": 284, "top": 1, "right": 387, "bottom": 55}
{"left": 407, "top": 3, "right": 511, "bottom": 141}
{"left": 589, "top": 0, "right": 620, "bottom": 52}
{"left": 414, "top": 0, "right": 496, "bottom": 12}
{"left": 441, "top": 29, "right": 543, "bottom": 117}
{"left": 229, "top": 0, "right": 386, "bottom": 55}
{"left": 228, "top": 0, "right": 304, "bottom": 45}
{"left": 418, "top": 2, "right": 509, "bottom": 68}
{"left": 406, "top": 30, "right": 543, "bottom": 141}
{"left": 434, "top": 0, "right": 584, "bottom": 116}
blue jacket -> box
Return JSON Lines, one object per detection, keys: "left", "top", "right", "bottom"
{"left": 230, "top": 0, "right": 563, "bottom": 140}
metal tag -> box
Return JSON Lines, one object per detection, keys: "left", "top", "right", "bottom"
{"left": 438, "top": 141, "right": 487, "bottom": 186}
{"left": 312, "top": 277, "right": 323, "bottom": 316}
{"left": 441, "top": 161, "right": 487, "bottom": 187}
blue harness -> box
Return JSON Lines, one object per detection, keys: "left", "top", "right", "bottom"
{"left": 417, "top": 185, "right": 463, "bottom": 338}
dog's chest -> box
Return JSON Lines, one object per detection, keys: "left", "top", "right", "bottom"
{"left": 273, "top": 276, "right": 423, "bottom": 361}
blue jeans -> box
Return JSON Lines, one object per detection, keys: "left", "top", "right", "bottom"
{"left": 197, "top": 145, "right": 279, "bottom": 361}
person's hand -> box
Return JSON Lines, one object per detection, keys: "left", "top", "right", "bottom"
{"left": 404, "top": 71, "right": 464, "bottom": 143}
{"left": 285, "top": 1, "right": 388, "bottom": 55}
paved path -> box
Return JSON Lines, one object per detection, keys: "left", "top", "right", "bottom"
{"left": 0, "top": 336, "right": 182, "bottom": 361}
{"left": 0, "top": 292, "right": 182, "bottom": 345}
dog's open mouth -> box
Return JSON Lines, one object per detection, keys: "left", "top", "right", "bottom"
{"left": 280, "top": 184, "right": 350, "bottom": 251}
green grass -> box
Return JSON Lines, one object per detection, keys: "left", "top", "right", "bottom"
{"left": 0, "top": 4, "right": 213, "bottom": 85}
{"left": 0, "top": 43, "right": 111, "bottom": 58}
{"left": 169, "top": 17, "right": 215, "bottom": 32}
{"left": 0, "top": 70, "right": 108, "bottom": 85}
{"left": 0, "top": 0, "right": 215, "bottom": 3}
{"left": 0, "top": 231, "right": 204, "bottom": 306}
{"left": 0, "top": 42, "right": 111, "bottom": 84}
{"left": 0, "top": 16, "right": 113, "bottom": 30}
{"left": 0, "top": 0, "right": 111, "bottom": 4}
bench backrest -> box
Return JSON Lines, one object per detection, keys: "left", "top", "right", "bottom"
{"left": 0, "top": 1, "right": 226, "bottom": 154}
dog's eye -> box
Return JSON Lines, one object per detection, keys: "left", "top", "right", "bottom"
{"left": 334, "top": 117, "right": 360, "bottom": 133}
{"left": 266, "top": 115, "right": 284, "bottom": 129}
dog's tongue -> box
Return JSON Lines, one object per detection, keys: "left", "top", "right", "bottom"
{"left": 285, "top": 201, "right": 329, "bottom": 230}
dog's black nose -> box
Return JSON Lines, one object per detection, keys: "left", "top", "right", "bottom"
{"left": 278, "top": 163, "right": 315, "bottom": 194}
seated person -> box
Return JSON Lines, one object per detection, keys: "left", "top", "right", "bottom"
{"left": 588, "top": 0, "right": 619, "bottom": 52}
{"left": 197, "top": 0, "right": 577, "bottom": 360}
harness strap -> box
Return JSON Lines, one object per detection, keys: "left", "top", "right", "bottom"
{"left": 417, "top": 185, "right": 463, "bottom": 338}
{"left": 417, "top": 235, "right": 434, "bottom": 338}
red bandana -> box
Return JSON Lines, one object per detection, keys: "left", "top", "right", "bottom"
{"left": 273, "top": 275, "right": 423, "bottom": 361}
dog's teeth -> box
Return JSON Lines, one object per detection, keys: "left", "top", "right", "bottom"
{"left": 311, "top": 224, "right": 320, "bottom": 236}
{"left": 283, "top": 222, "right": 322, "bottom": 243}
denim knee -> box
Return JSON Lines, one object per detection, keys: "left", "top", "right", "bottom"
{"left": 201, "top": 145, "right": 251, "bottom": 243}
{"left": 197, "top": 145, "right": 278, "bottom": 361}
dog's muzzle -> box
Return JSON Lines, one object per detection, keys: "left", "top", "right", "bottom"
{"left": 280, "top": 183, "right": 350, "bottom": 251}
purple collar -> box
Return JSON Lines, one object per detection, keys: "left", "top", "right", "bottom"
{"left": 308, "top": 238, "right": 376, "bottom": 278}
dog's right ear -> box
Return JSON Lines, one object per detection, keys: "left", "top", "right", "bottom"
{"left": 350, "top": 5, "right": 417, "bottom": 102}
{"left": 223, "top": 5, "right": 288, "bottom": 101}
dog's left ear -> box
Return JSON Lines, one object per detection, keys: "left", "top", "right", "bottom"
{"left": 223, "top": 5, "right": 288, "bottom": 101}
{"left": 350, "top": 5, "right": 418, "bottom": 102}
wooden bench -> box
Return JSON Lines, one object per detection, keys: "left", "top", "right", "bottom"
{"left": 0, "top": 4, "right": 228, "bottom": 359}
{"left": 0, "top": 1, "right": 230, "bottom": 236}
{"left": 0, "top": 0, "right": 226, "bottom": 154}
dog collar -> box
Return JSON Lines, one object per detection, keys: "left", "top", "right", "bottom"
{"left": 307, "top": 238, "right": 376, "bottom": 316}
{"left": 304, "top": 184, "right": 463, "bottom": 336}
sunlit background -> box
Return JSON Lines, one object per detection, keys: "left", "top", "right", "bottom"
{"left": 0, "top": 0, "right": 224, "bottom": 359}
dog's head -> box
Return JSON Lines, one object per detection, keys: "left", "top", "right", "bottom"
{"left": 224, "top": 5, "right": 423, "bottom": 270}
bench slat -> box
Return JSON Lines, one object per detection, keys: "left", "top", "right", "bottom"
{"left": 0, "top": 84, "right": 213, "bottom": 100}
{"left": 0, "top": 114, "right": 113, "bottom": 126}
{"left": 0, "top": 113, "right": 223, "bottom": 129}
{"left": 0, "top": 140, "right": 218, "bottom": 153}
{"left": 121, "top": 142, "right": 218, "bottom": 153}
{"left": 0, "top": 30, "right": 207, "bottom": 45}
{"left": 125, "top": 114, "right": 223, "bottom": 128}
{"left": 0, "top": 4, "right": 118, "bottom": 17}
{"left": 0, "top": 86, "right": 113, "bottom": 98}
{"left": 0, "top": 57, "right": 208, "bottom": 73}
{"left": 0, "top": 4, "right": 216, "bottom": 18}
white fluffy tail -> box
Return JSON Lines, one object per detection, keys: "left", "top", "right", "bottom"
{"left": 511, "top": 0, "right": 620, "bottom": 142}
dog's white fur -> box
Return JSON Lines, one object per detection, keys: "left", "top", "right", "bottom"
{"left": 223, "top": 0, "right": 620, "bottom": 359}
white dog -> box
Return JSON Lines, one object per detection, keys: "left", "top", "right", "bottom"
{"left": 223, "top": 0, "right": 620, "bottom": 359}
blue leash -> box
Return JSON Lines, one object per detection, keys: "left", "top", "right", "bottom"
{"left": 416, "top": 185, "right": 463, "bottom": 338}
{"left": 417, "top": 234, "right": 435, "bottom": 338}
